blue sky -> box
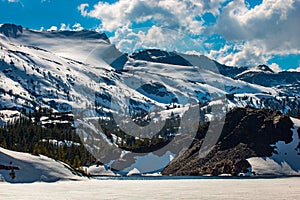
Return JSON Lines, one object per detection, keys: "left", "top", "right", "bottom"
{"left": 1, "top": 0, "right": 299, "bottom": 71}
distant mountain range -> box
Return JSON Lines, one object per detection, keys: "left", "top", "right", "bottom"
{"left": 0, "top": 24, "right": 299, "bottom": 117}
{"left": 0, "top": 23, "right": 300, "bottom": 176}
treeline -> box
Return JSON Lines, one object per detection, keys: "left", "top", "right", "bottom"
{"left": 0, "top": 109, "right": 95, "bottom": 168}
{"left": 98, "top": 111, "right": 199, "bottom": 153}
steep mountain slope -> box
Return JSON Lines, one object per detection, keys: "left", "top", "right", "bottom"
{"left": 0, "top": 24, "right": 300, "bottom": 174}
{"left": 1, "top": 23, "right": 291, "bottom": 120}
{"left": 162, "top": 107, "right": 300, "bottom": 176}
{"left": 1, "top": 24, "right": 299, "bottom": 116}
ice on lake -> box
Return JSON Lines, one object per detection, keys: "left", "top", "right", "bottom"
{"left": 0, "top": 177, "right": 299, "bottom": 199}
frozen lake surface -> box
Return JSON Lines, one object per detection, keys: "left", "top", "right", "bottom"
{"left": 0, "top": 177, "right": 299, "bottom": 199}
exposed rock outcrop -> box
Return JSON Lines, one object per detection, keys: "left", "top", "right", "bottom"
{"left": 162, "top": 107, "right": 294, "bottom": 176}
{"left": 0, "top": 24, "right": 23, "bottom": 38}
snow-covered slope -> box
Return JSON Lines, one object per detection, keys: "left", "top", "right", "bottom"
{"left": 247, "top": 118, "right": 300, "bottom": 176}
{"left": 1, "top": 24, "right": 300, "bottom": 175}
{"left": 0, "top": 110, "right": 22, "bottom": 126}
{"left": 1, "top": 24, "right": 298, "bottom": 117}
{"left": 0, "top": 147, "right": 83, "bottom": 183}
{"left": 236, "top": 65, "right": 274, "bottom": 77}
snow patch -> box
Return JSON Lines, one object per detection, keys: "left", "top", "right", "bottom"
{"left": 247, "top": 118, "right": 300, "bottom": 176}
{"left": 247, "top": 157, "right": 300, "bottom": 176}
{"left": 82, "top": 165, "right": 116, "bottom": 177}
{"left": 127, "top": 168, "right": 141, "bottom": 176}
{"left": 0, "top": 147, "right": 83, "bottom": 183}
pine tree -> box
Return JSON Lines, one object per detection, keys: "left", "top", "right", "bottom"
{"left": 0, "top": 139, "right": 7, "bottom": 148}
{"left": 287, "top": 109, "right": 291, "bottom": 117}
{"left": 73, "top": 155, "right": 81, "bottom": 168}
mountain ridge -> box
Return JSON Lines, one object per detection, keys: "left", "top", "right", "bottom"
{"left": 0, "top": 23, "right": 300, "bottom": 175}
{"left": 0, "top": 23, "right": 110, "bottom": 42}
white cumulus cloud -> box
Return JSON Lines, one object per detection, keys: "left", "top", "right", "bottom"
{"left": 78, "top": 0, "right": 300, "bottom": 69}
{"left": 59, "top": 23, "right": 70, "bottom": 31}
{"left": 78, "top": 0, "right": 210, "bottom": 53}
{"left": 78, "top": 0, "right": 205, "bottom": 34}
{"left": 44, "top": 23, "right": 84, "bottom": 32}
{"left": 289, "top": 66, "right": 300, "bottom": 72}
{"left": 111, "top": 25, "right": 205, "bottom": 53}
{"left": 208, "top": 0, "right": 300, "bottom": 68}
{"left": 269, "top": 63, "right": 282, "bottom": 72}
{"left": 47, "top": 26, "right": 58, "bottom": 32}
{"left": 214, "top": 0, "right": 300, "bottom": 55}
{"left": 72, "top": 23, "right": 84, "bottom": 31}
{"left": 208, "top": 42, "right": 268, "bottom": 67}
{"left": 202, "top": 0, "right": 228, "bottom": 16}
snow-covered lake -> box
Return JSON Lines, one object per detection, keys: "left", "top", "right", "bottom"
{"left": 1, "top": 178, "right": 299, "bottom": 199}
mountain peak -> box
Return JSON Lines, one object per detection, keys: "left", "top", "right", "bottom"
{"left": 41, "top": 29, "right": 110, "bottom": 43}
{"left": 254, "top": 64, "right": 274, "bottom": 73}
{"left": 0, "top": 23, "right": 110, "bottom": 44}
{"left": 129, "top": 49, "right": 192, "bottom": 66}
{"left": 0, "top": 23, "right": 23, "bottom": 38}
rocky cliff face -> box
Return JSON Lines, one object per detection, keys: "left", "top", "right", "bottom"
{"left": 0, "top": 24, "right": 23, "bottom": 38}
{"left": 162, "top": 107, "right": 294, "bottom": 176}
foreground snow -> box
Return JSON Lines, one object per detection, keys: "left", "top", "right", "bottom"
{"left": 0, "top": 178, "right": 299, "bottom": 199}
{"left": 0, "top": 148, "right": 83, "bottom": 183}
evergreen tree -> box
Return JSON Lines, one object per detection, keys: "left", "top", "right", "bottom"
{"left": 0, "top": 108, "right": 95, "bottom": 167}
{"left": 73, "top": 155, "right": 81, "bottom": 168}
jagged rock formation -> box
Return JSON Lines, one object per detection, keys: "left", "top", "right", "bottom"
{"left": 162, "top": 107, "right": 294, "bottom": 176}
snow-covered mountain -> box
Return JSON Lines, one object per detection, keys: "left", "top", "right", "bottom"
{"left": 1, "top": 23, "right": 299, "bottom": 114}
{"left": 0, "top": 23, "right": 300, "bottom": 175}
